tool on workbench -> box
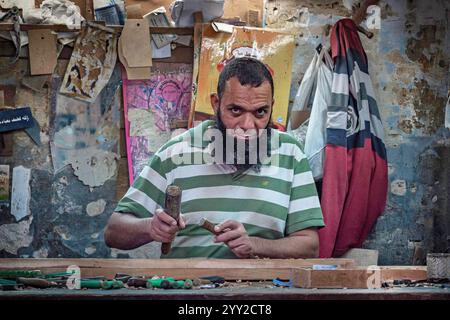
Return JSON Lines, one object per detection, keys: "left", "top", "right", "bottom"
{"left": 146, "top": 277, "right": 175, "bottom": 289}
{"left": 0, "top": 279, "right": 20, "bottom": 291}
{"left": 170, "top": 279, "right": 193, "bottom": 289}
{"left": 114, "top": 273, "right": 132, "bottom": 283}
{"left": 80, "top": 279, "right": 124, "bottom": 290}
{"left": 127, "top": 277, "right": 148, "bottom": 288}
{"left": 17, "top": 277, "right": 56, "bottom": 289}
{"left": 0, "top": 270, "right": 42, "bottom": 279}
{"left": 161, "top": 185, "right": 182, "bottom": 255}
{"left": 199, "top": 218, "right": 221, "bottom": 235}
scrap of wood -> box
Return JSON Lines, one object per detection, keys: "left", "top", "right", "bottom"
{"left": 291, "top": 266, "right": 428, "bottom": 289}
{"left": 0, "top": 258, "right": 355, "bottom": 281}
{"left": 27, "top": 29, "right": 57, "bottom": 75}
{"left": 126, "top": 4, "right": 143, "bottom": 19}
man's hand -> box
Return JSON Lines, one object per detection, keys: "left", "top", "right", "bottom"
{"left": 214, "top": 220, "right": 256, "bottom": 258}
{"left": 149, "top": 209, "right": 186, "bottom": 243}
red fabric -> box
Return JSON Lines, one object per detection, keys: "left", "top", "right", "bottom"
{"left": 319, "top": 138, "right": 388, "bottom": 257}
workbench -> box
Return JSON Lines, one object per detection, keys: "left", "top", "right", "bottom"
{"left": 0, "top": 285, "right": 449, "bottom": 300}
{"left": 0, "top": 258, "right": 449, "bottom": 301}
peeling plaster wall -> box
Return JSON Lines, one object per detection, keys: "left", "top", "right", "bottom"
{"left": 0, "top": 57, "right": 160, "bottom": 259}
{"left": 266, "top": 0, "right": 450, "bottom": 264}
{"left": 0, "top": 0, "right": 448, "bottom": 264}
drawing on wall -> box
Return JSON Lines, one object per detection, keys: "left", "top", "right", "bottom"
{"left": 60, "top": 22, "right": 118, "bottom": 103}
{"left": 123, "top": 62, "right": 193, "bottom": 183}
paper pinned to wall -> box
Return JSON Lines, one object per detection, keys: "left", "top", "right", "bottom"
{"left": 11, "top": 166, "right": 31, "bottom": 222}
{"left": 123, "top": 62, "right": 193, "bottom": 183}
{"left": 67, "top": 147, "right": 119, "bottom": 187}
{"left": 60, "top": 22, "right": 117, "bottom": 103}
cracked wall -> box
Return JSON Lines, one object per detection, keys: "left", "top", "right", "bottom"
{"left": 266, "top": 0, "right": 449, "bottom": 264}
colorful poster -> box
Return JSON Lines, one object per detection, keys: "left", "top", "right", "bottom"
{"left": 194, "top": 25, "right": 294, "bottom": 128}
{"left": 123, "top": 63, "right": 193, "bottom": 183}
{"left": 60, "top": 22, "right": 118, "bottom": 103}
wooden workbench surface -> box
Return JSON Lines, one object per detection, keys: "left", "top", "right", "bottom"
{"left": 1, "top": 285, "right": 449, "bottom": 300}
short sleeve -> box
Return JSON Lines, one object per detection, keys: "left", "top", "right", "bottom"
{"left": 114, "top": 154, "right": 167, "bottom": 218}
{"left": 285, "top": 146, "right": 325, "bottom": 234}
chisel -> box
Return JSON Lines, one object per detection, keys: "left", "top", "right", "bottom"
{"left": 161, "top": 185, "right": 182, "bottom": 255}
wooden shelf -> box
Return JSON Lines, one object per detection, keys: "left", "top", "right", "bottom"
{"left": 0, "top": 24, "right": 194, "bottom": 35}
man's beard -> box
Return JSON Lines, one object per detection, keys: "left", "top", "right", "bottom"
{"left": 212, "top": 109, "right": 272, "bottom": 175}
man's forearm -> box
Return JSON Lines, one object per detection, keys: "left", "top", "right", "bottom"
{"left": 104, "top": 212, "right": 154, "bottom": 250}
{"left": 250, "top": 235, "right": 319, "bottom": 259}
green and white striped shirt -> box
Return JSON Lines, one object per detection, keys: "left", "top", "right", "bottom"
{"left": 115, "top": 120, "right": 324, "bottom": 258}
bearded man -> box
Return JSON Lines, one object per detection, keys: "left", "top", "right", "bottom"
{"left": 105, "top": 58, "right": 324, "bottom": 258}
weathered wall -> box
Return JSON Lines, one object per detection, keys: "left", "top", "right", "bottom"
{"left": 0, "top": 0, "right": 448, "bottom": 264}
{"left": 266, "top": 0, "right": 450, "bottom": 264}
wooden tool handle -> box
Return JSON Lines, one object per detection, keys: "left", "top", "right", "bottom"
{"left": 161, "top": 185, "right": 182, "bottom": 255}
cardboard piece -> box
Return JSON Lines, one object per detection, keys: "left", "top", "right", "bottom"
{"left": 125, "top": 3, "right": 143, "bottom": 18}
{"left": 120, "top": 19, "right": 152, "bottom": 67}
{"left": 118, "top": 36, "right": 151, "bottom": 80}
{"left": 27, "top": 29, "right": 58, "bottom": 75}
{"left": 222, "top": 0, "right": 264, "bottom": 26}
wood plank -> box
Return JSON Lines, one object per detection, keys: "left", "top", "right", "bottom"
{"left": 291, "top": 268, "right": 381, "bottom": 289}
{"left": 0, "top": 24, "right": 194, "bottom": 35}
{"left": 0, "top": 258, "right": 355, "bottom": 280}
{"left": 291, "top": 266, "right": 428, "bottom": 289}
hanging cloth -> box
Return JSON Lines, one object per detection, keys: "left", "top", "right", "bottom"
{"left": 319, "top": 18, "right": 388, "bottom": 258}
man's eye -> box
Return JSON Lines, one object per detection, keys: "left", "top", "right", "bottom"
{"left": 231, "top": 107, "right": 241, "bottom": 114}
{"left": 256, "top": 109, "right": 268, "bottom": 117}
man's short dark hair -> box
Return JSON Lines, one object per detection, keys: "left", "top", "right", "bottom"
{"left": 217, "top": 57, "right": 274, "bottom": 100}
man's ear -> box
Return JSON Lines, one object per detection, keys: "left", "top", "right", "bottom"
{"left": 210, "top": 93, "right": 220, "bottom": 114}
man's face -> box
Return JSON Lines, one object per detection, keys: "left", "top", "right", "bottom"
{"left": 211, "top": 77, "right": 273, "bottom": 138}
{"left": 210, "top": 76, "right": 274, "bottom": 169}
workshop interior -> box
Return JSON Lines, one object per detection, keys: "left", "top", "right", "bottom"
{"left": 0, "top": 0, "right": 449, "bottom": 301}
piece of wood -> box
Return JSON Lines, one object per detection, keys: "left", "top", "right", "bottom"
{"left": 118, "top": 36, "right": 151, "bottom": 80}
{"left": 0, "top": 258, "right": 355, "bottom": 280}
{"left": 292, "top": 268, "right": 381, "bottom": 289}
{"left": 0, "top": 24, "right": 194, "bottom": 35}
{"left": 125, "top": 4, "right": 143, "bottom": 19}
{"left": 27, "top": 29, "right": 57, "bottom": 75}
{"left": 115, "top": 158, "right": 129, "bottom": 202}
{"left": 120, "top": 19, "right": 152, "bottom": 67}
{"left": 291, "top": 266, "right": 428, "bottom": 289}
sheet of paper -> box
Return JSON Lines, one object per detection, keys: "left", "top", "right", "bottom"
{"left": 151, "top": 41, "right": 171, "bottom": 59}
